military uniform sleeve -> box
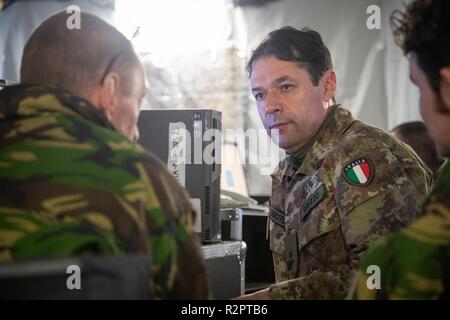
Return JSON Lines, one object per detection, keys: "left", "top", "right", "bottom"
{"left": 268, "top": 191, "right": 405, "bottom": 299}
{"left": 269, "top": 145, "right": 431, "bottom": 299}
{"left": 268, "top": 192, "right": 425, "bottom": 299}
{"left": 160, "top": 166, "right": 210, "bottom": 299}
{"left": 268, "top": 265, "right": 352, "bottom": 299}
{"left": 337, "top": 144, "right": 431, "bottom": 293}
{"left": 355, "top": 206, "right": 450, "bottom": 299}
{"left": 141, "top": 155, "right": 210, "bottom": 299}
{"left": 354, "top": 161, "right": 450, "bottom": 300}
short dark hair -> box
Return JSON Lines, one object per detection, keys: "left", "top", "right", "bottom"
{"left": 246, "top": 26, "right": 333, "bottom": 86}
{"left": 391, "top": 121, "right": 443, "bottom": 173}
{"left": 391, "top": 0, "right": 450, "bottom": 95}
{"left": 21, "top": 11, "right": 140, "bottom": 97}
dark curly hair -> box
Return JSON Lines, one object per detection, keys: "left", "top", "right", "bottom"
{"left": 246, "top": 26, "right": 333, "bottom": 86}
{"left": 391, "top": 0, "right": 450, "bottom": 95}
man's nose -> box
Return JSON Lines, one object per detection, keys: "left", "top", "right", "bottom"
{"left": 263, "top": 90, "right": 282, "bottom": 115}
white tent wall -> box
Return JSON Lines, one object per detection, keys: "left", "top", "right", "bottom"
{"left": 0, "top": 0, "right": 115, "bottom": 83}
{"left": 380, "top": 0, "right": 421, "bottom": 130}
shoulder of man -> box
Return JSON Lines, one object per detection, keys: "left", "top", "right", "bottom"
{"left": 356, "top": 198, "right": 450, "bottom": 299}
{"left": 323, "top": 120, "right": 432, "bottom": 216}
{"left": 137, "top": 146, "right": 195, "bottom": 226}
{"left": 118, "top": 141, "right": 205, "bottom": 298}
{"left": 58, "top": 119, "right": 195, "bottom": 237}
{"left": 85, "top": 126, "right": 193, "bottom": 217}
{"left": 356, "top": 162, "right": 450, "bottom": 300}
{"left": 271, "top": 156, "right": 288, "bottom": 180}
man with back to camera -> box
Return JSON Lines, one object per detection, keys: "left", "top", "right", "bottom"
{"left": 354, "top": 0, "right": 450, "bottom": 299}
{"left": 238, "top": 26, "right": 432, "bottom": 299}
{"left": 0, "top": 11, "right": 209, "bottom": 299}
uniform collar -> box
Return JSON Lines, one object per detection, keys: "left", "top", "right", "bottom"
{"left": 285, "top": 105, "right": 336, "bottom": 170}
{"left": 299, "top": 105, "right": 354, "bottom": 174}
{"left": 272, "top": 105, "right": 355, "bottom": 180}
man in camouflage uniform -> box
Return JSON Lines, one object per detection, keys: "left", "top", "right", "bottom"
{"left": 354, "top": 0, "right": 450, "bottom": 299}
{"left": 0, "top": 12, "right": 209, "bottom": 299}
{"left": 239, "top": 27, "right": 432, "bottom": 299}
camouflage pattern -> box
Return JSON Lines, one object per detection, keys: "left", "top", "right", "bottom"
{"left": 0, "top": 84, "right": 209, "bottom": 299}
{"left": 267, "top": 105, "right": 432, "bottom": 299}
{"left": 354, "top": 159, "right": 450, "bottom": 299}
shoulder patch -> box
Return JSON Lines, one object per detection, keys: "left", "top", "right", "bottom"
{"left": 343, "top": 157, "right": 374, "bottom": 187}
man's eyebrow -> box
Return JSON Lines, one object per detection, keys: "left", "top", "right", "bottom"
{"left": 251, "top": 86, "right": 263, "bottom": 93}
{"left": 272, "top": 75, "right": 295, "bottom": 85}
{"left": 251, "top": 75, "right": 296, "bottom": 92}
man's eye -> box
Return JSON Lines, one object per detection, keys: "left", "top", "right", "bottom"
{"left": 254, "top": 93, "right": 264, "bottom": 101}
{"left": 280, "top": 84, "right": 294, "bottom": 91}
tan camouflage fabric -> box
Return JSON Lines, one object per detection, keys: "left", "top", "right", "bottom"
{"left": 0, "top": 84, "right": 209, "bottom": 299}
{"left": 354, "top": 159, "right": 450, "bottom": 299}
{"left": 267, "top": 105, "right": 432, "bottom": 299}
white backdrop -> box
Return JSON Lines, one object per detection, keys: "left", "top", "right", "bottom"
{"left": 0, "top": 0, "right": 115, "bottom": 83}
{"left": 380, "top": 0, "right": 421, "bottom": 130}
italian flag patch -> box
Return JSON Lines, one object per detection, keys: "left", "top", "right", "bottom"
{"left": 343, "top": 157, "right": 374, "bottom": 186}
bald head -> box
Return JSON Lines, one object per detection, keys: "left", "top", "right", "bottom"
{"left": 20, "top": 11, "right": 147, "bottom": 142}
{"left": 20, "top": 11, "right": 141, "bottom": 98}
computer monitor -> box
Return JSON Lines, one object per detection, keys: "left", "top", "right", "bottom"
{"left": 137, "top": 109, "right": 222, "bottom": 243}
{"left": 221, "top": 143, "right": 249, "bottom": 197}
{"left": 219, "top": 145, "right": 274, "bottom": 291}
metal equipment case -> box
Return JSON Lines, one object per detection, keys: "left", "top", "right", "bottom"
{"left": 202, "top": 241, "right": 246, "bottom": 299}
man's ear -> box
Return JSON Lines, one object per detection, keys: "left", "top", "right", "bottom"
{"left": 440, "top": 67, "right": 450, "bottom": 111}
{"left": 98, "top": 72, "right": 120, "bottom": 122}
{"left": 320, "top": 69, "right": 337, "bottom": 104}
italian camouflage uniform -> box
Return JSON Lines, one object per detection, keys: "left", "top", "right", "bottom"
{"left": 0, "top": 84, "right": 209, "bottom": 299}
{"left": 268, "top": 105, "right": 432, "bottom": 299}
{"left": 354, "top": 160, "right": 450, "bottom": 299}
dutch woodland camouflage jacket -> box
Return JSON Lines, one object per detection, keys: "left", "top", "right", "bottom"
{"left": 268, "top": 105, "right": 432, "bottom": 299}
{"left": 0, "top": 84, "right": 209, "bottom": 299}
{"left": 354, "top": 160, "right": 450, "bottom": 299}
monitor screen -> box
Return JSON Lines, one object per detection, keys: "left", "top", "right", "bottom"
{"left": 221, "top": 143, "right": 248, "bottom": 197}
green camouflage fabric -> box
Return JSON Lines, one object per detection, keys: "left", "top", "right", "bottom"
{"left": 267, "top": 105, "right": 433, "bottom": 299}
{"left": 354, "top": 159, "right": 450, "bottom": 299}
{"left": 0, "top": 84, "right": 209, "bottom": 299}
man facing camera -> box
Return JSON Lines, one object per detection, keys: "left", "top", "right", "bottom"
{"left": 0, "top": 11, "right": 209, "bottom": 299}
{"left": 355, "top": 0, "right": 450, "bottom": 299}
{"left": 239, "top": 26, "right": 432, "bottom": 299}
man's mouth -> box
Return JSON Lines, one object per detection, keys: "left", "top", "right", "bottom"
{"left": 269, "top": 122, "right": 290, "bottom": 130}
